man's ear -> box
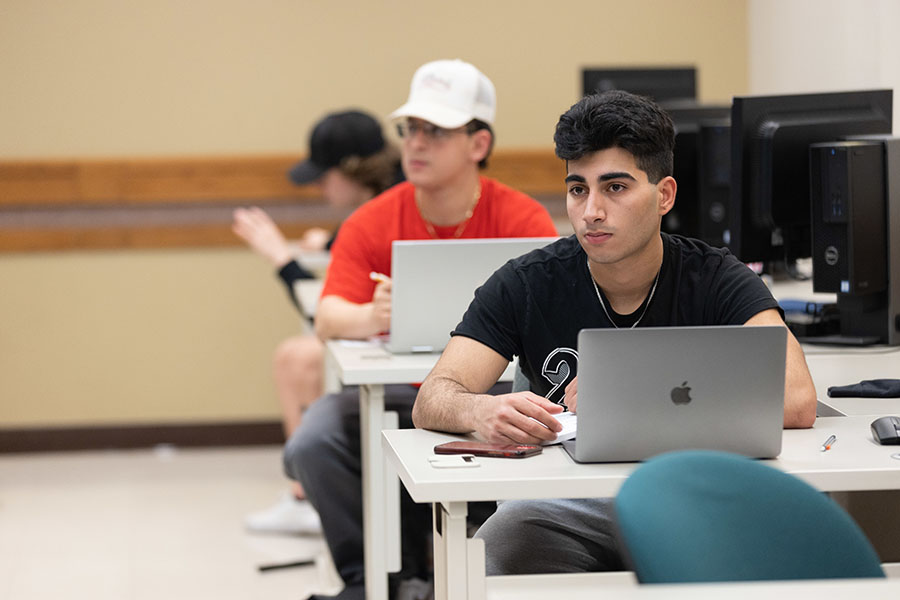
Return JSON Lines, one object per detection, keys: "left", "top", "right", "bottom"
{"left": 657, "top": 176, "right": 677, "bottom": 215}
{"left": 469, "top": 129, "right": 492, "bottom": 164}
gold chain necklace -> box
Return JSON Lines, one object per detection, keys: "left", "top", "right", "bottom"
{"left": 588, "top": 257, "right": 661, "bottom": 329}
{"left": 417, "top": 182, "right": 481, "bottom": 239}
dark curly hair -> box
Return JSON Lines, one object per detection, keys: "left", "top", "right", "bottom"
{"left": 337, "top": 144, "right": 402, "bottom": 195}
{"left": 553, "top": 90, "right": 675, "bottom": 183}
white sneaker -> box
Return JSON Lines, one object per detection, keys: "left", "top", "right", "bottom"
{"left": 245, "top": 493, "right": 322, "bottom": 535}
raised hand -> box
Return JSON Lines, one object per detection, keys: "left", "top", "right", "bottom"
{"left": 232, "top": 207, "right": 293, "bottom": 267}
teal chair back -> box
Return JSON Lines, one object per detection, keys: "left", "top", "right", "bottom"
{"left": 614, "top": 450, "right": 884, "bottom": 583}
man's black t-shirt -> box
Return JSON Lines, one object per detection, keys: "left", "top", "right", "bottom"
{"left": 452, "top": 233, "right": 780, "bottom": 404}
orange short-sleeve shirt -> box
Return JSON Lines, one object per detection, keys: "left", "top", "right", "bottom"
{"left": 321, "top": 176, "right": 558, "bottom": 304}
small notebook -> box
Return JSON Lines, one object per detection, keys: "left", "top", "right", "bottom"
{"left": 534, "top": 411, "right": 578, "bottom": 446}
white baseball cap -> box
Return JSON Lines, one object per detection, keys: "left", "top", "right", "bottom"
{"left": 390, "top": 59, "right": 496, "bottom": 128}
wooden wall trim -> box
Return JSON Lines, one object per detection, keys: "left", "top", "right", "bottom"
{"left": 484, "top": 149, "right": 565, "bottom": 195}
{"left": 0, "top": 150, "right": 563, "bottom": 251}
{"left": 0, "top": 222, "right": 328, "bottom": 253}
{"left": 0, "top": 155, "right": 319, "bottom": 207}
{"left": 0, "top": 150, "right": 562, "bottom": 207}
{"left": 0, "top": 421, "right": 284, "bottom": 453}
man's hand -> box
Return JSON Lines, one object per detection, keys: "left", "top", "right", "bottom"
{"left": 563, "top": 376, "right": 578, "bottom": 413}
{"left": 232, "top": 207, "right": 293, "bottom": 267}
{"left": 474, "top": 391, "right": 564, "bottom": 445}
{"left": 369, "top": 275, "right": 392, "bottom": 333}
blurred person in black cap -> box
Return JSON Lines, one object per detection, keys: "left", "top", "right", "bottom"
{"left": 235, "top": 109, "right": 402, "bottom": 263}
{"left": 233, "top": 109, "right": 401, "bottom": 536}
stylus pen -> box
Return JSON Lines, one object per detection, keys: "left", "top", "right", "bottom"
{"left": 258, "top": 559, "right": 315, "bottom": 572}
{"left": 821, "top": 434, "right": 837, "bottom": 452}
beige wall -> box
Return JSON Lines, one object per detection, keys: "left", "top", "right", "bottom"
{"left": 1, "top": 0, "right": 747, "bottom": 158}
{"left": 748, "top": 0, "right": 900, "bottom": 134}
{"left": 0, "top": 249, "right": 300, "bottom": 427}
{"left": 0, "top": 0, "right": 748, "bottom": 428}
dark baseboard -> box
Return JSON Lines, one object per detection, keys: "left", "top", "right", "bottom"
{"left": 0, "top": 420, "right": 285, "bottom": 453}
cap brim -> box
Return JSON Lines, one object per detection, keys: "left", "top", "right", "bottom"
{"left": 287, "top": 159, "right": 327, "bottom": 185}
{"left": 389, "top": 101, "right": 473, "bottom": 129}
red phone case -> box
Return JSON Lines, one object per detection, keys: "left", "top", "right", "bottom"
{"left": 433, "top": 441, "right": 542, "bottom": 458}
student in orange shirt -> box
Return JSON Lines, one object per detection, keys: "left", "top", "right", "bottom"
{"left": 283, "top": 59, "right": 558, "bottom": 600}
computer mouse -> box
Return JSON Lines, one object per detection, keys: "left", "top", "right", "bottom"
{"left": 870, "top": 416, "right": 900, "bottom": 445}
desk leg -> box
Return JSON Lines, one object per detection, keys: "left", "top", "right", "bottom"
{"left": 361, "top": 383, "right": 401, "bottom": 600}
{"left": 434, "top": 501, "right": 487, "bottom": 600}
{"left": 322, "top": 343, "right": 341, "bottom": 395}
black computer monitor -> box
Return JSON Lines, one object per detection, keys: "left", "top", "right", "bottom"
{"left": 663, "top": 104, "right": 732, "bottom": 246}
{"left": 729, "top": 90, "right": 893, "bottom": 266}
{"left": 582, "top": 67, "right": 696, "bottom": 103}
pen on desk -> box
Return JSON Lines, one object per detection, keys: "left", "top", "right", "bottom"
{"left": 821, "top": 434, "right": 836, "bottom": 452}
{"left": 369, "top": 271, "right": 389, "bottom": 284}
{"left": 257, "top": 559, "right": 315, "bottom": 572}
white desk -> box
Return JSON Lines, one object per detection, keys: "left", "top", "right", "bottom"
{"left": 768, "top": 276, "right": 900, "bottom": 415}
{"left": 293, "top": 248, "right": 331, "bottom": 276}
{"left": 769, "top": 277, "right": 900, "bottom": 420}
{"left": 384, "top": 416, "right": 900, "bottom": 600}
{"left": 287, "top": 248, "right": 326, "bottom": 331}
{"left": 484, "top": 575, "right": 900, "bottom": 600}
{"left": 294, "top": 279, "right": 323, "bottom": 320}
{"left": 324, "top": 339, "right": 515, "bottom": 600}
{"left": 330, "top": 274, "right": 899, "bottom": 598}
{"left": 805, "top": 347, "right": 900, "bottom": 416}
{"left": 802, "top": 345, "right": 900, "bottom": 562}
{"left": 291, "top": 278, "right": 322, "bottom": 336}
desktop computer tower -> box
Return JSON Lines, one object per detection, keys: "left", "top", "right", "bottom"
{"left": 810, "top": 141, "right": 886, "bottom": 294}
{"left": 697, "top": 121, "right": 731, "bottom": 248}
{"left": 664, "top": 119, "right": 731, "bottom": 249}
{"left": 810, "top": 137, "right": 900, "bottom": 345}
{"left": 665, "top": 129, "right": 701, "bottom": 238}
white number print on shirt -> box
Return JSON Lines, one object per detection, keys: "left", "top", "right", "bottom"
{"left": 541, "top": 347, "right": 578, "bottom": 404}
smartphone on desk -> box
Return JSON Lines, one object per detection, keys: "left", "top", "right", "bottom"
{"left": 433, "top": 441, "right": 542, "bottom": 458}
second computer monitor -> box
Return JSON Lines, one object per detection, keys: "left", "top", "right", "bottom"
{"left": 729, "top": 89, "right": 893, "bottom": 264}
{"left": 582, "top": 67, "right": 697, "bottom": 104}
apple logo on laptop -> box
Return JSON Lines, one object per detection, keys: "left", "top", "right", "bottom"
{"left": 670, "top": 381, "right": 692, "bottom": 405}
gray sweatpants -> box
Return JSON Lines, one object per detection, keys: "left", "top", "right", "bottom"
{"left": 282, "top": 382, "right": 509, "bottom": 588}
{"left": 282, "top": 383, "right": 425, "bottom": 588}
{"left": 474, "top": 497, "right": 625, "bottom": 574}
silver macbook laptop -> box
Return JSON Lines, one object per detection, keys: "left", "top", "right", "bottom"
{"left": 563, "top": 325, "right": 786, "bottom": 463}
{"left": 386, "top": 237, "right": 557, "bottom": 353}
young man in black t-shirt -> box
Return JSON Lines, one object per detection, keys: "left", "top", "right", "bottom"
{"left": 412, "top": 90, "right": 817, "bottom": 575}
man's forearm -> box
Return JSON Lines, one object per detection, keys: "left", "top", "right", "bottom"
{"left": 783, "top": 381, "right": 817, "bottom": 428}
{"left": 745, "top": 310, "right": 817, "bottom": 429}
{"left": 783, "top": 337, "right": 818, "bottom": 428}
{"left": 314, "top": 296, "right": 380, "bottom": 340}
{"left": 413, "top": 374, "right": 483, "bottom": 433}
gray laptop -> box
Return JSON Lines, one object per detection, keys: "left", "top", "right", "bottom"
{"left": 563, "top": 325, "right": 786, "bottom": 463}
{"left": 386, "top": 237, "right": 557, "bottom": 353}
